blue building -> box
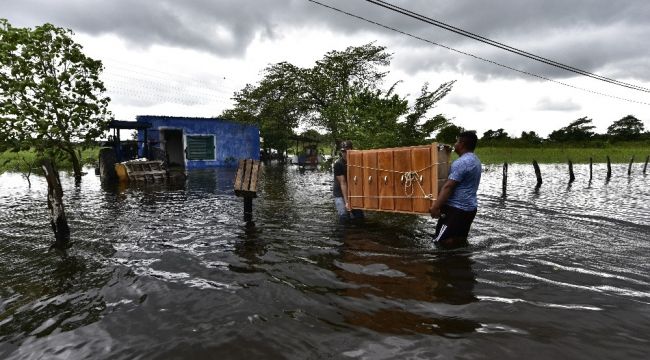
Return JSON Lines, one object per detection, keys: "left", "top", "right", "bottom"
{"left": 137, "top": 115, "right": 259, "bottom": 169}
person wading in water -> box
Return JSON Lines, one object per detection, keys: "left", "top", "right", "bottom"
{"left": 429, "top": 131, "right": 481, "bottom": 249}
{"left": 333, "top": 140, "right": 365, "bottom": 224}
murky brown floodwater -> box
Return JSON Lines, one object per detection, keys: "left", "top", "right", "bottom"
{"left": 1, "top": 162, "right": 649, "bottom": 359}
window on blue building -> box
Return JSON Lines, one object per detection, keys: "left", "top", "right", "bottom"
{"left": 186, "top": 135, "right": 215, "bottom": 160}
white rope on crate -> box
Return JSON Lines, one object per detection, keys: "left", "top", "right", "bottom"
{"left": 347, "top": 161, "right": 444, "bottom": 201}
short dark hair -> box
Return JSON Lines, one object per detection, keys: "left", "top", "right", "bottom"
{"left": 339, "top": 140, "right": 353, "bottom": 150}
{"left": 458, "top": 131, "right": 478, "bottom": 151}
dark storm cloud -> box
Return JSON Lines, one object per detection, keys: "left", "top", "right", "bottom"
{"left": 3, "top": 0, "right": 307, "bottom": 56}
{"left": 4, "top": 0, "right": 650, "bottom": 82}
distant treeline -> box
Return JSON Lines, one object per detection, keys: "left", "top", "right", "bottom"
{"left": 477, "top": 115, "right": 649, "bottom": 148}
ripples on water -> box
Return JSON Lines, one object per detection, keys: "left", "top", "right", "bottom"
{"left": 0, "top": 163, "right": 649, "bottom": 359}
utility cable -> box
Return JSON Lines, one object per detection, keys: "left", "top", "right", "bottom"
{"left": 306, "top": 0, "right": 650, "bottom": 106}
{"left": 365, "top": 0, "right": 650, "bottom": 93}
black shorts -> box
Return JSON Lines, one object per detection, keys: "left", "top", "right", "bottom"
{"left": 433, "top": 205, "right": 477, "bottom": 248}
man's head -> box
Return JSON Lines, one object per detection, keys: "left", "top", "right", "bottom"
{"left": 339, "top": 140, "right": 353, "bottom": 152}
{"left": 454, "top": 131, "right": 478, "bottom": 154}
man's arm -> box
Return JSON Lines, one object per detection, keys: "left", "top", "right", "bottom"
{"left": 336, "top": 175, "right": 350, "bottom": 211}
{"left": 429, "top": 179, "right": 458, "bottom": 218}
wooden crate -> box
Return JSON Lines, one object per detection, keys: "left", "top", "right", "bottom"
{"left": 234, "top": 159, "right": 262, "bottom": 198}
{"left": 115, "top": 160, "right": 167, "bottom": 182}
{"left": 347, "top": 143, "right": 452, "bottom": 215}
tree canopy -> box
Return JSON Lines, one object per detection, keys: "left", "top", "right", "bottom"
{"left": 221, "top": 43, "right": 454, "bottom": 153}
{"left": 548, "top": 117, "right": 595, "bottom": 143}
{"left": 482, "top": 128, "right": 510, "bottom": 141}
{"left": 436, "top": 124, "right": 464, "bottom": 145}
{"left": 519, "top": 131, "right": 543, "bottom": 145}
{"left": 0, "top": 19, "right": 112, "bottom": 181}
{"left": 607, "top": 115, "right": 645, "bottom": 140}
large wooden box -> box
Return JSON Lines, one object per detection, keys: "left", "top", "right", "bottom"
{"left": 347, "top": 143, "right": 452, "bottom": 214}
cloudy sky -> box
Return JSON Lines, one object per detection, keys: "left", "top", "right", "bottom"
{"left": 4, "top": 0, "right": 650, "bottom": 137}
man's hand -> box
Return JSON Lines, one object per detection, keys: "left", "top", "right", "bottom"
{"left": 430, "top": 179, "right": 457, "bottom": 219}
{"left": 429, "top": 204, "right": 441, "bottom": 218}
{"left": 345, "top": 201, "right": 351, "bottom": 211}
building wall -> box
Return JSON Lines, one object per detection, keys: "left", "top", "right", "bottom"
{"left": 137, "top": 116, "right": 260, "bottom": 169}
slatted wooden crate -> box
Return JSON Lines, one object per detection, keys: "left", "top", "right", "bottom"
{"left": 115, "top": 160, "right": 167, "bottom": 182}
{"left": 346, "top": 143, "right": 452, "bottom": 214}
{"left": 234, "top": 159, "right": 262, "bottom": 198}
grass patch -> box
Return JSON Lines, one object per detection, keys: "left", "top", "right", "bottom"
{"left": 475, "top": 145, "right": 650, "bottom": 164}
{"left": 0, "top": 147, "right": 100, "bottom": 173}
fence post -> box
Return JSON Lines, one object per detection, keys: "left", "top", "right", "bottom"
{"left": 589, "top": 157, "right": 593, "bottom": 182}
{"left": 568, "top": 160, "right": 575, "bottom": 184}
{"left": 533, "top": 160, "right": 542, "bottom": 188}
{"left": 502, "top": 162, "right": 508, "bottom": 197}
{"left": 606, "top": 156, "right": 612, "bottom": 181}
{"left": 628, "top": 156, "right": 634, "bottom": 176}
{"left": 644, "top": 155, "right": 649, "bottom": 175}
{"left": 244, "top": 197, "right": 253, "bottom": 222}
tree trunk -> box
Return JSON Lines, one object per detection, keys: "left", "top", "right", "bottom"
{"left": 63, "top": 146, "right": 83, "bottom": 183}
{"left": 42, "top": 159, "right": 71, "bottom": 252}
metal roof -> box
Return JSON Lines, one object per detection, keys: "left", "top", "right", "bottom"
{"left": 108, "top": 120, "right": 152, "bottom": 130}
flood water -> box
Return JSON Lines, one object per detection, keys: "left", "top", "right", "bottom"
{"left": 1, "top": 162, "right": 649, "bottom": 359}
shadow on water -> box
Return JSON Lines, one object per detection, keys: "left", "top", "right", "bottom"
{"left": 328, "top": 225, "right": 480, "bottom": 337}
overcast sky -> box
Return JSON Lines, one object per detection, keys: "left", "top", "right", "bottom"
{"left": 4, "top": 0, "right": 650, "bottom": 137}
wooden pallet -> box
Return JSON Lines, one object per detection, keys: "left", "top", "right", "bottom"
{"left": 234, "top": 159, "right": 261, "bottom": 198}
{"left": 116, "top": 160, "right": 167, "bottom": 182}
{"left": 346, "top": 143, "right": 452, "bottom": 215}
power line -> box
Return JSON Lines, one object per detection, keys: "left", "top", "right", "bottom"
{"left": 366, "top": 0, "right": 650, "bottom": 94}
{"left": 103, "top": 73, "right": 235, "bottom": 100}
{"left": 100, "top": 57, "right": 239, "bottom": 89}
{"left": 100, "top": 62, "right": 239, "bottom": 97}
{"left": 91, "top": 57, "right": 242, "bottom": 109}
{"left": 105, "top": 81, "right": 235, "bottom": 105}
{"left": 306, "top": 0, "right": 650, "bottom": 106}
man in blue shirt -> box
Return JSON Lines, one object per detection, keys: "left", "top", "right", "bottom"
{"left": 429, "top": 131, "right": 482, "bottom": 249}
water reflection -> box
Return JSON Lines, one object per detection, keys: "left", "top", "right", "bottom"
{"left": 0, "top": 254, "right": 109, "bottom": 344}
{"left": 233, "top": 223, "right": 267, "bottom": 265}
{"left": 334, "top": 226, "right": 479, "bottom": 336}
{"left": 257, "top": 165, "right": 301, "bottom": 231}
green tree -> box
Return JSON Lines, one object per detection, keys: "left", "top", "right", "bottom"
{"left": 222, "top": 43, "right": 455, "bottom": 152}
{"left": 548, "top": 117, "right": 595, "bottom": 142}
{"left": 481, "top": 128, "right": 509, "bottom": 141}
{"left": 0, "top": 19, "right": 112, "bottom": 182}
{"left": 394, "top": 82, "right": 453, "bottom": 146}
{"left": 436, "top": 124, "right": 464, "bottom": 145}
{"left": 222, "top": 62, "right": 307, "bottom": 157}
{"left": 343, "top": 86, "right": 407, "bottom": 149}
{"left": 298, "top": 129, "right": 323, "bottom": 142}
{"left": 607, "top": 115, "right": 645, "bottom": 140}
{"left": 519, "top": 131, "right": 542, "bottom": 145}
{"left": 302, "top": 43, "right": 390, "bottom": 146}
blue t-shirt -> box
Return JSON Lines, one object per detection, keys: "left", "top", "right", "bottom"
{"left": 446, "top": 152, "right": 481, "bottom": 211}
